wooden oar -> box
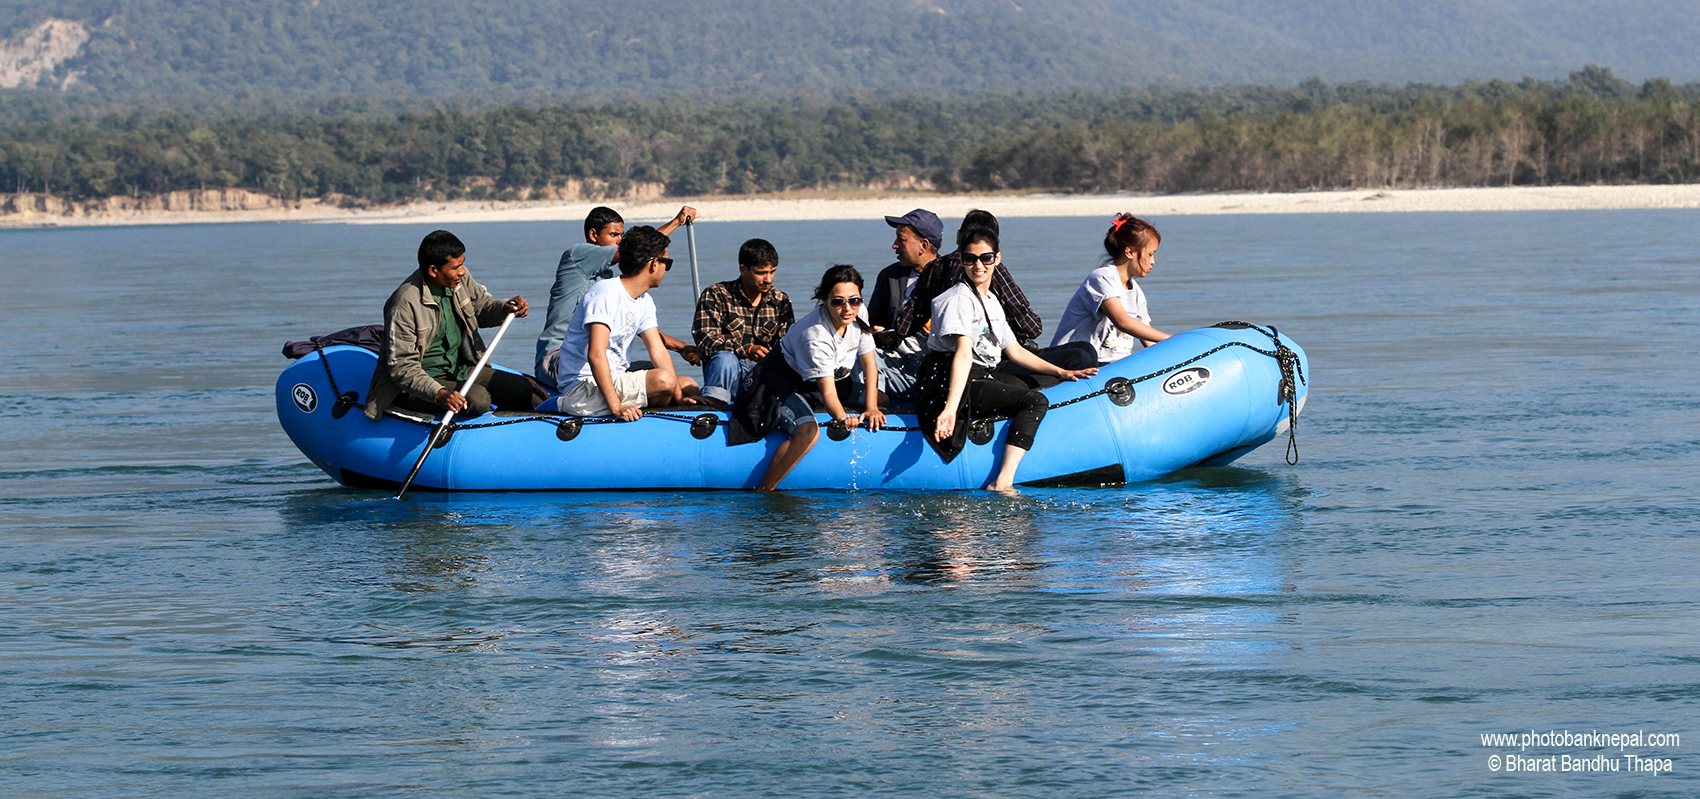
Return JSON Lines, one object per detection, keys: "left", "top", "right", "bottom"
{"left": 395, "top": 312, "right": 517, "bottom": 500}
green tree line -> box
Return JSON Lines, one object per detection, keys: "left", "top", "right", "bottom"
{"left": 967, "top": 70, "right": 1700, "bottom": 192}
{"left": 3, "top": 68, "right": 1697, "bottom": 205}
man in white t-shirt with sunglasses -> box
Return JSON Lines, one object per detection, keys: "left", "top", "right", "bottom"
{"left": 554, "top": 225, "right": 704, "bottom": 420}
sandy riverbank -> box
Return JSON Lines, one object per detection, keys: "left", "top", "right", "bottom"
{"left": 4, "top": 184, "right": 1698, "bottom": 229}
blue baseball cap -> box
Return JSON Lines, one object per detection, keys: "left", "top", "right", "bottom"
{"left": 884, "top": 209, "right": 943, "bottom": 250}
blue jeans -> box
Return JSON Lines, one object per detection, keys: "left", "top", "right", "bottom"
{"left": 701, "top": 350, "right": 757, "bottom": 403}
{"left": 774, "top": 393, "right": 818, "bottom": 435}
{"left": 857, "top": 348, "right": 923, "bottom": 401}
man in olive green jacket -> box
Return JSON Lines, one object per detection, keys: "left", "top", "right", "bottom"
{"left": 364, "top": 230, "right": 532, "bottom": 421}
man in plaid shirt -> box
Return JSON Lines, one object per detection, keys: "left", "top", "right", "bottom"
{"left": 692, "top": 238, "right": 795, "bottom": 404}
{"left": 891, "top": 209, "right": 1042, "bottom": 344}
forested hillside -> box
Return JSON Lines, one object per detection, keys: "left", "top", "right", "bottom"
{"left": 5, "top": 69, "right": 1697, "bottom": 206}
{"left": 0, "top": 0, "right": 1697, "bottom": 107}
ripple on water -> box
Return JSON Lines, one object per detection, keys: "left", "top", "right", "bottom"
{"left": 5, "top": 212, "right": 1700, "bottom": 797}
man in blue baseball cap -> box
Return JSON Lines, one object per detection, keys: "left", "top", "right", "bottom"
{"left": 863, "top": 208, "right": 943, "bottom": 400}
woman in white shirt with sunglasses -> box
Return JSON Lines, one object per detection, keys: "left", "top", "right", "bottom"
{"left": 916, "top": 228, "right": 1097, "bottom": 490}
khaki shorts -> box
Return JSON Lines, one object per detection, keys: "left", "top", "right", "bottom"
{"left": 556, "top": 370, "right": 651, "bottom": 415}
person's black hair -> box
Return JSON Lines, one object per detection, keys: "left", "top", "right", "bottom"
{"left": 812, "top": 264, "right": 864, "bottom": 302}
{"left": 1104, "top": 213, "right": 1161, "bottom": 261}
{"left": 814, "top": 264, "right": 873, "bottom": 333}
{"left": 584, "top": 206, "right": 624, "bottom": 240}
{"left": 956, "top": 209, "right": 999, "bottom": 246}
{"left": 617, "top": 225, "right": 670, "bottom": 276}
{"left": 958, "top": 227, "right": 999, "bottom": 254}
{"left": 418, "top": 230, "right": 466, "bottom": 270}
{"left": 738, "top": 238, "right": 779, "bottom": 269}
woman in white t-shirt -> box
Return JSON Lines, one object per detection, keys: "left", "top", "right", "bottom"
{"left": 1050, "top": 213, "right": 1172, "bottom": 364}
{"left": 915, "top": 228, "right": 1098, "bottom": 491}
{"left": 728, "top": 265, "right": 886, "bottom": 491}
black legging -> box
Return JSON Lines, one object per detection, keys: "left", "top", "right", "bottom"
{"left": 965, "top": 374, "right": 1049, "bottom": 451}
{"left": 916, "top": 352, "right": 1052, "bottom": 462}
{"left": 993, "top": 341, "right": 1098, "bottom": 389}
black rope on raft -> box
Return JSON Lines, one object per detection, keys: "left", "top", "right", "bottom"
{"left": 1221, "top": 321, "right": 1306, "bottom": 465}
{"left": 384, "top": 406, "right": 712, "bottom": 440}
{"left": 312, "top": 341, "right": 362, "bottom": 418}
{"left": 378, "top": 322, "right": 1307, "bottom": 462}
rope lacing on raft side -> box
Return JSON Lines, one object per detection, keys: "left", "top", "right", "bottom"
{"left": 368, "top": 321, "right": 1307, "bottom": 464}
{"left": 313, "top": 340, "right": 343, "bottom": 397}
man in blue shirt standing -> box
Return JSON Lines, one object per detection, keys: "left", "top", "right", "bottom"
{"left": 535, "top": 204, "right": 700, "bottom": 382}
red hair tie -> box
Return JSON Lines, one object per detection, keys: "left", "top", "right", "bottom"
{"left": 1109, "top": 216, "right": 1128, "bottom": 233}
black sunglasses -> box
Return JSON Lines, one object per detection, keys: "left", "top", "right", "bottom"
{"left": 827, "top": 296, "right": 864, "bottom": 308}
{"left": 962, "top": 251, "right": 999, "bottom": 265}
{"left": 655, "top": 256, "right": 674, "bottom": 271}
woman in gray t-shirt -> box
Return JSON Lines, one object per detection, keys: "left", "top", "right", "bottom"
{"left": 1050, "top": 213, "right": 1172, "bottom": 363}
{"left": 915, "top": 228, "right": 1098, "bottom": 490}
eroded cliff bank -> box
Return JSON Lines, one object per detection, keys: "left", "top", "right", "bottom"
{"left": 1, "top": 189, "right": 321, "bottom": 226}
{"left": 0, "top": 179, "right": 669, "bottom": 227}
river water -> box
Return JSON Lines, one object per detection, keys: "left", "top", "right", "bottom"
{"left": 3, "top": 208, "right": 1697, "bottom": 797}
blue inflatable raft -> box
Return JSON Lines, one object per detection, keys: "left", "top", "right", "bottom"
{"left": 276, "top": 323, "right": 1307, "bottom": 491}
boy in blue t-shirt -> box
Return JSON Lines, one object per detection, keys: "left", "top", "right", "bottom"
{"left": 535, "top": 204, "right": 701, "bottom": 381}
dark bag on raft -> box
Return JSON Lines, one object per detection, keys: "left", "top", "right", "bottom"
{"left": 726, "top": 348, "right": 855, "bottom": 446}
{"left": 281, "top": 324, "right": 384, "bottom": 359}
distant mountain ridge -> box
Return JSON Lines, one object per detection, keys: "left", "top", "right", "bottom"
{"left": 0, "top": 0, "right": 1696, "bottom": 101}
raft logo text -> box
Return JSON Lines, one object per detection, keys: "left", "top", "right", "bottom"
{"left": 1162, "top": 367, "right": 1210, "bottom": 395}
{"left": 292, "top": 383, "right": 318, "bottom": 413}
{"left": 1480, "top": 729, "right": 1678, "bottom": 776}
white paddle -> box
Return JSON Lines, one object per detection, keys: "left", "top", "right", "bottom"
{"left": 686, "top": 219, "right": 702, "bottom": 302}
{"left": 395, "top": 312, "right": 517, "bottom": 500}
